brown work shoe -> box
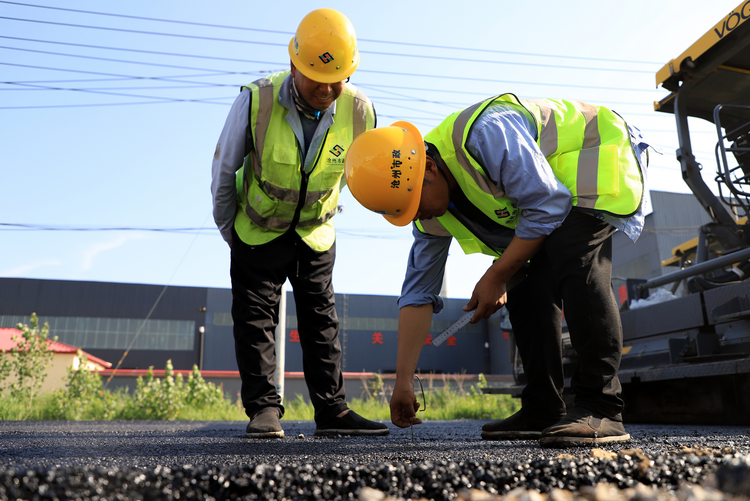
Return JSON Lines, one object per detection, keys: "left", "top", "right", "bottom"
{"left": 246, "top": 407, "right": 284, "bottom": 439}
{"left": 481, "top": 409, "right": 564, "bottom": 440}
{"left": 539, "top": 407, "right": 630, "bottom": 448}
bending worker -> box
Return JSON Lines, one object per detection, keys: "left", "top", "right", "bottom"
{"left": 344, "top": 94, "right": 649, "bottom": 447}
{"left": 211, "top": 8, "right": 388, "bottom": 439}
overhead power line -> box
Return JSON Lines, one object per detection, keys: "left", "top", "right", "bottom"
{"left": 0, "top": 9, "right": 664, "bottom": 111}
{"left": 1, "top": 58, "right": 658, "bottom": 94}
{"left": 0, "top": 0, "right": 662, "bottom": 66}
{"left": 0, "top": 35, "right": 289, "bottom": 68}
{"left": 0, "top": 223, "right": 218, "bottom": 233}
{"left": 0, "top": 83, "right": 229, "bottom": 92}
{"left": 0, "top": 61, "right": 247, "bottom": 80}
{"left": 4, "top": 80, "right": 231, "bottom": 107}
{"left": 0, "top": 44, "right": 270, "bottom": 74}
{"left": 0, "top": 16, "right": 653, "bottom": 74}
{"left": 0, "top": 16, "right": 289, "bottom": 48}
{"left": 0, "top": 221, "right": 720, "bottom": 238}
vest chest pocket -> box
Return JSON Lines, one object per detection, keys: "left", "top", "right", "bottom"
{"left": 273, "top": 142, "right": 297, "bottom": 163}
{"left": 245, "top": 177, "right": 280, "bottom": 220}
{"left": 317, "top": 159, "right": 346, "bottom": 190}
{"left": 262, "top": 143, "right": 299, "bottom": 188}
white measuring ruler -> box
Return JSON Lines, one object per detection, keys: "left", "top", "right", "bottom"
{"left": 430, "top": 267, "right": 526, "bottom": 347}
{"left": 431, "top": 310, "right": 475, "bottom": 347}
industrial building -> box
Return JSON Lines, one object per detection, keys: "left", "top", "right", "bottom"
{"left": 0, "top": 278, "right": 514, "bottom": 374}
{"left": 0, "top": 190, "right": 721, "bottom": 400}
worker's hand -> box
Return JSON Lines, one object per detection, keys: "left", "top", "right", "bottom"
{"left": 465, "top": 271, "right": 507, "bottom": 323}
{"left": 390, "top": 377, "right": 422, "bottom": 428}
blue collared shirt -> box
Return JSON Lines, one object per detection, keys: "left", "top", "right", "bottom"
{"left": 398, "top": 102, "right": 651, "bottom": 313}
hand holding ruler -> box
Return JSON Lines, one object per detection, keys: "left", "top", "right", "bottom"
{"left": 431, "top": 267, "right": 526, "bottom": 347}
{"left": 431, "top": 310, "right": 475, "bottom": 347}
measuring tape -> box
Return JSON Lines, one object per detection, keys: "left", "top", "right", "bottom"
{"left": 430, "top": 267, "right": 526, "bottom": 348}
{"left": 431, "top": 310, "right": 475, "bottom": 347}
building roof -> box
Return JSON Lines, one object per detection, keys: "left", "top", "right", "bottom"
{"left": 0, "top": 327, "right": 112, "bottom": 368}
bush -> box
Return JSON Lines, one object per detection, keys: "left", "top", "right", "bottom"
{"left": 0, "top": 313, "right": 57, "bottom": 417}
{"left": 184, "top": 365, "right": 227, "bottom": 408}
{"left": 120, "top": 360, "right": 185, "bottom": 420}
{"left": 116, "top": 360, "right": 245, "bottom": 421}
{"left": 0, "top": 348, "right": 519, "bottom": 423}
{"left": 51, "top": 350, "right": 119, "bottom": 421}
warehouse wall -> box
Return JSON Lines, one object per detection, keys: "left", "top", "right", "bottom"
{"left": 0, "top": 278, "right": 205, "bottom": 370}
{"left": 1, "top": 191, "right": 715, "bottom": 377}
{"left": 0, "top": 277, "right": 515, "bottom": 376}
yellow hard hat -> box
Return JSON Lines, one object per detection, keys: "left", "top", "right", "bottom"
{"left": 345, "top": 121, "right": 426, "bottom": 227}
{"left": 289, "top": 9, "right": 359, "bottom": 84}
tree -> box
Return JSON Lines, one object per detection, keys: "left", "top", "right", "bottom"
{"left": 1, "top": 313, "right": 57, "bottom": 413}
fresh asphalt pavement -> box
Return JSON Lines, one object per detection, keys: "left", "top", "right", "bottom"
{"left": 0, "top": 420, "right": 748, "bottom": 500}
{"left": 0, "top": 419, "right": 747, "bottom": 469}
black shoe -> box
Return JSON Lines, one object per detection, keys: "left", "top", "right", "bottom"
{"left": 246, "top": 407, "right": 284, "bottom": 439}
{"left": 539, "top": 407, "right": 630, "bottom": 448}
{"left": 481, "top": 409, "right": 564, "bottom": 440}
{"left": 314, "top": 410, "right": 389, "bottom": 436}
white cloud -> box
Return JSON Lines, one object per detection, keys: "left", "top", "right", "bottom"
{"left": 81, "top": 234, "right": 145, "bottom": 271}
{"left": 0, "top": 260, "right": 62, "bottom": 277}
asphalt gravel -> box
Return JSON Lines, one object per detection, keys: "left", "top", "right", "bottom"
{"left": 0, "top": 420, "right": 748, "bottom": 500}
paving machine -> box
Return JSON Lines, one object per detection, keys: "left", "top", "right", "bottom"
{"left": 604, "top": 3, "right": 750, "bottom": 424}
{"left": 490, "top": 3, "right": 750, "bottom": 425}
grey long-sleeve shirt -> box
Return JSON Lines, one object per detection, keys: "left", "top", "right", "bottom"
{"left": 210, "top": 72, "right": 337, "bottom": 243}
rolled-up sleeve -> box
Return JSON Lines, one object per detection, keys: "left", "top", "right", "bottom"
{"left": 466, "top": 106, "right": 572, "bottom": 240}
{"left": 397, "top": 225, "right": 451, "bottom": 313}
{"left": 211, "top": 89, "right": 250, "bottom": 243}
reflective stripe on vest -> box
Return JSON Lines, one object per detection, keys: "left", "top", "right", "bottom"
{"left": 420, "top": 93, "right": 644, "bottom": 257}
{"left": 234, "top": 71, "right": 374, "bottom": 251}
{"left": 518, "top": 95, "right": 643, "bottom": 215}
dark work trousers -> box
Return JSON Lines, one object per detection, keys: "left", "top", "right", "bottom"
{"left": 230, "top": 229, "right": 348, "bottom": 424}
{"left": 506, "top": 210, "right": 624, "bottom": 421}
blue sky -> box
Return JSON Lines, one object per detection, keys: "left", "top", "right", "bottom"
{"left": 0, "top": 0, "right": 740, "bottom": 300}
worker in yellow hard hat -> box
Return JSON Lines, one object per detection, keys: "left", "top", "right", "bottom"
{"left": 345, "top": 94, "right": 652, "bottom": 447}
{"left": 211, "top": 8, "right": 387, "bottom": 439}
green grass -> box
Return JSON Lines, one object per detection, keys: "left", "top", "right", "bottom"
{"left": 1, "top": 318, "right": 520, "bottom": 423}
{"left": 0, "top": 374, "right": 519, "bottom": 423}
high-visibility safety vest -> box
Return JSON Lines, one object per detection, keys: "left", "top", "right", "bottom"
{"left": 234, "top": 71, "right": 375, "bottom": 251}
{"left": 418, "top": 93, "right": 644, "bottom": 258}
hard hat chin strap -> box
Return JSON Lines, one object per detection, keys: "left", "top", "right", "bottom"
{"left": 426, "top": 142, "right": 457, "bottom": 210}
{"left": 426, "top": 143, "right": 451, "bottom": 184}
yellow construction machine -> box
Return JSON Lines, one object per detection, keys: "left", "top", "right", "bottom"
{"left": 614, "top": 1, "right": 750, "bottom": 424}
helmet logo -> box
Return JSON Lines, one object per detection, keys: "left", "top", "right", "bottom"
{"left": 330, "top": 145, "right": 345, "bottom": 157}
{"left": 319, "top": 52, "right": 335, "bottom": 64}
